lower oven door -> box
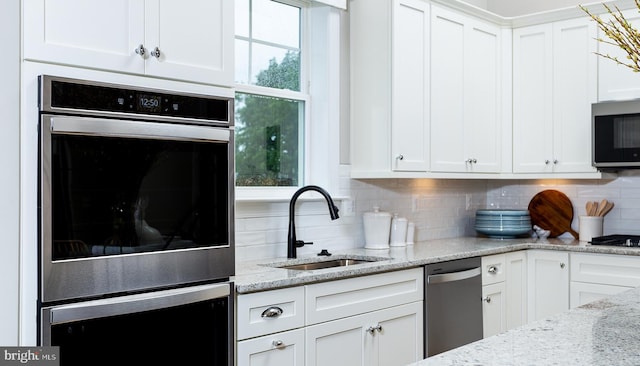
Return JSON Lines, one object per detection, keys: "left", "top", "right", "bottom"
{"left": 40, "top": 282, "right": 233, "bottom": 366}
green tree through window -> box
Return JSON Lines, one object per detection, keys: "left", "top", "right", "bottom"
{"left": 235, "top": 51, "right": 302, "bottom": 186}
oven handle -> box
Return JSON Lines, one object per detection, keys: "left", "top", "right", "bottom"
{"left": 48, "top": 115, "right": 230, "bottom": 142}
{"left": 48, "top": 282, "right": 230, "bottom": 325}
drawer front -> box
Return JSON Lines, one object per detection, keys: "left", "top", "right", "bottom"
{"left": 237, "top": 286, "right": 305, "bottom": 340}
{"left": 570, "top": 253, "right": 640, "bottom": 287}
{"left": 305, "top": 267, "right": 424, "bottom": 325}
{"left": 481, "top": 254, "right": 506, "bottom": 285}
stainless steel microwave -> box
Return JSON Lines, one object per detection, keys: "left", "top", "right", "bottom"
{"left": 593, "top": 99, "right": 640, "bottom": 170}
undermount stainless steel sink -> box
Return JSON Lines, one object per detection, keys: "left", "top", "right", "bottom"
{"left": 266, "top": 256, "right": 385, "bottom": 271}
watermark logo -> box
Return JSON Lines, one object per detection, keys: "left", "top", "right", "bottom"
{"left": 0, "top": 347, "right": 59, "bottom": 366}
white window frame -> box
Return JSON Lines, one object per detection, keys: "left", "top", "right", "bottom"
{"left": 235, "top": 1, "right": 343, "bottom": 201}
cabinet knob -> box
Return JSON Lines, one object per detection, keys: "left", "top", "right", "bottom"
{"left": 134, "top": 44, "right": 146, "bottom": 58}
{"left": 261, "top": 306, "right": 284, "bottom": 318}
{"left": 545, "top": 160, "right": 550, "bottom": 165}
{"left": 272, "top": 340, "right": 285, "bottom": 349}
{"left": 553, "top": 159, "right": 559, "bottom": 164}
{"left": 466, "top": 158, "right": 477, "bottom": 164}
{"left": 366, "top": 324, "right": 382, "bottom": 334}
{"left": 397, "top": 154, "right": 404, "bottom": 161}
{"left": 560, "top": 262, "right": 566, "bottom": 269}
{"left": 487, "top": 265, "right": 498, "bottom": 274}
{"left": 482, "top": 296, "right": 492, "bottom": 303}
{"left": 151, "top": 47, "right": 161, "bottom": 59}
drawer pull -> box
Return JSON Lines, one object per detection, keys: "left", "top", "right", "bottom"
{"left": 272, "top": 340, "right": 285, "bottom": 349}
{"left": 487, "top": 266, "right": 498, "bottom": 274}
{"left": 261, "top": 306, "right": 284, "bottom": 318}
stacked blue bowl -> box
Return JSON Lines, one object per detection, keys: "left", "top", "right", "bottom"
{"left": 474, "top": 209, "right": 531, "bottom": 238}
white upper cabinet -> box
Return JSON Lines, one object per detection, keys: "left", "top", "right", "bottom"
{"left": 513, "top": 18, "right": 597, "bottom": 173}
{"left": 391, "top": 0, "right": 430, "bottom": 172}
{"left": 430, "top": 5, "right": 502, "bottom": 173}
{"left": 24, "top": 0, "right": 233, "bottom": 87}
{"left": 351, "top": 0, "right": 430, "bottom": 176}
{"left": 597, "top": 8, "right": 640, "bottom": 101}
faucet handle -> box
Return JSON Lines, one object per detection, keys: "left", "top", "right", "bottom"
{"left": 295, "top": 240, "right": 313, "bottom": 248}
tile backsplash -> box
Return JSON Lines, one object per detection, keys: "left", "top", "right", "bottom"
{"left": 234, "top": 167, "right": 640, "bottom": 262}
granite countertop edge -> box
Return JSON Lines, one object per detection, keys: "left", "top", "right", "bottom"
{"left": 233, "top": 236, "right": 640, "bottom": 294}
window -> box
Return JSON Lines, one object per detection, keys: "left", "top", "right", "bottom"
{"left": 234, "top": 0, "right": 307, "bottom": 187}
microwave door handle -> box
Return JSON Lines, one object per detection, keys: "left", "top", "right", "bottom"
{"left": 48, "top": 283, "right": 230, "bottom": 325}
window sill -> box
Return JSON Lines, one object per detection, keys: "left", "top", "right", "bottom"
{"left": 235, "top": 187, "right": 348, "bottom": 203}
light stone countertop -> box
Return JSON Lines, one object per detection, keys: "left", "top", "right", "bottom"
{"left": 412, "top": 286, "right": 640, "bottom": 366}
{"left": 233, "top": 236, "right": 640, "bottom": 294}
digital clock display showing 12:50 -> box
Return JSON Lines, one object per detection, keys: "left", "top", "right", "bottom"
{"left": 137, "top": 94, "right": 162, "bottom": 113}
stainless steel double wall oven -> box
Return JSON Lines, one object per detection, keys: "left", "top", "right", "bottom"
{"left": 37, "top": 75, "right": 235, "bottom": 365}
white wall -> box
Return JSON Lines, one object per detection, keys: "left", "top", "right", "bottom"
{"left": 0, "top": 0, "right": 21, "bottom": 346}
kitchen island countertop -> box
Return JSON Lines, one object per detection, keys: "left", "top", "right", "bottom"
{"left": 233, "top": 236, "right": 640, "bottom": 294}
{"left": 412, "top": 285, "right": 640, "bottom": 365}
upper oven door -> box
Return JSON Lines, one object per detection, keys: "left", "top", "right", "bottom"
{"left": 40, "top": 115, "right": 235, "bottom": 303}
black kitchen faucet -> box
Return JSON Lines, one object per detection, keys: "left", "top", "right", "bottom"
{"left": 287, "top": 185, "right": 340, "bottom": 258}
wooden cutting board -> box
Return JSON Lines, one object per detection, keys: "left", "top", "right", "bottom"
{"left": 528, "top": 190, "right": 579, "bottom": 239}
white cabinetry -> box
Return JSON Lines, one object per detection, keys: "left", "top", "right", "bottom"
{"left": 481, "top": 251, "right": 527, "bottom": 338}
{"left": 305, "top": 268, "right": 424, "bottom": 366}
{"left": 512, "top": 18, "right": 597, "bottom": 174}
{"left": 237, "top": 287, "right": 306, "bottom": 366}
{"left": 570, "top": 253, "right": 640, "bottom": 307}
{"left": 527, "top": 250, "right": 569, "bottom": 322}
{"left": 23, "top": 0, "right": 233, "bottom": 87}
{"left": 351, "top": 0, "right": 429, "bottom": 175}
{"left": 236, "top": 268, "right": 424, "bottom": 366}
{"left": 430, "top": 5, "right": 502, "bottom": 173}
{"left": 597, "top": 8, "right": 640, "bottom": 101}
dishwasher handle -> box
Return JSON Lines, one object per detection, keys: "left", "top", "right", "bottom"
{"left": 427, "top": 267, "right": 481, "bottom": 284}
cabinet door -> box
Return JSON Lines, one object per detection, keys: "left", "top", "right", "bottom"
{"left": 505, "top": 251, "right": 527, "bottom": 330}
{"left": 430, "top": 6, "right": 501, "bottom": 173}
{"left": 465, "top": 18, "right": 502, "bottom": 173}
{"left": 527, "top": 250, "right": 569, "bottom": 322}
{"left": 391, "top": 0, "right": 430, "bottom": 172}
{"left": 237, "top": 328, "right": 305, "bottom": 366}
{"left": 305, "top": 313, "right": 367, "bottom": 366}
{"left": 570, "top": 282, "right": 631, "bottom": 308}
{"left": 430, "top": 6, "right": 466, "bottom": 172}
{"left": 598, "top": 9, "right": 640, "bottom": 101}
{"left": 305, "top": 303, "right": 423, "bottom": 366}
{"left": 144, "top": 0, "right": 233, "bottom": 86}
{"left": 482, "top": 282, "right": 506, "bottom": 338}
{"left": 23, "top": 0, "right": 145, "bottom": 73}
{"left": 513, "top": 24, "right": 554, "bottom": 173}
{"left": 552, "top": 18, "right": 598, "bottom": 173}
{"left": 376, "top": 302, "right": 423, "bottom": 366}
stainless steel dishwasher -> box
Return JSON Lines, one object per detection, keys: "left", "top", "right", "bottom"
{"left": 425, "top": 257, "right": 483, "bottom": 356}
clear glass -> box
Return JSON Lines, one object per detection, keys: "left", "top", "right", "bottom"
{"left": 234, "top": 0, "right": 301, "bottom": 90}
{"left": 235, "top": 93, "right": 303, "bottom": 186}
{"left": 51, "top": 135, "right": 229, "bottom": 260}
{"left": 252, "top": 0, "right": 300, "bottom": 48}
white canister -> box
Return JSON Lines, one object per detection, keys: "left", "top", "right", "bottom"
{"left": 406, "top": 222, "right": 415, "bottom": 245}
{"left": 390, "top": 214, "right": 408, "bottom": 247}
{"left": 363, "top": 207, "right": 391, "bottom": 249}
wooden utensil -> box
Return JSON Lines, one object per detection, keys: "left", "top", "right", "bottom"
{"left": 528, "top": 190, "right": 579, "bottom": 239}
{"left": 595, "top": 199, "right": 608, "bottom": 217}
{"left": 599, "top": 201, "right": 614, "bottom": 217}
{"left": 586, "top": 201, "right": 594, "bottom": 216}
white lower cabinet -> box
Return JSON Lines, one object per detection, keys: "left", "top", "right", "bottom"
{"left": 236, "top": 268, "right": 424, "bottom": 366}
{"left": 305, "top": 302, "right": 423, "bottom": 366}
{"left": 570, "top": 253, "right": 640, "bottom": 308}
{"left": 527, "top": 250, "right": 569, "bottom": 322}
{"left": 481, "top": 251, "right": 527, "bottom": 338}
{"left": 237, "top": 328, "right": 305, "bottom": 366}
